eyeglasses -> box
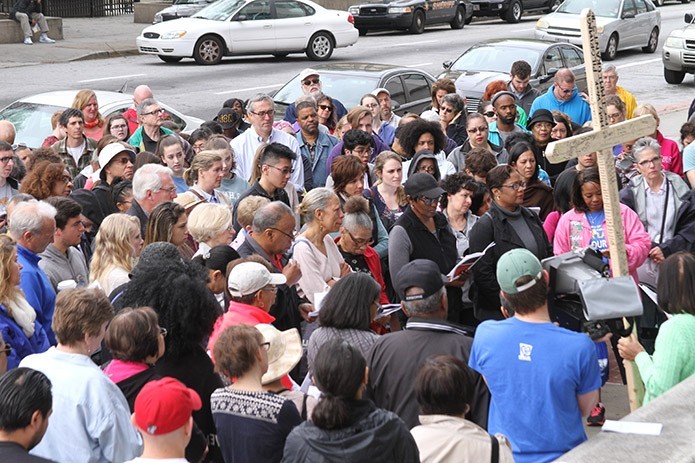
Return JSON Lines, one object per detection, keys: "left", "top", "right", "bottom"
{"left": 113, "top": 156, "right": 133, "bottom": 165}
{"left": 302, "top": 78, "right": 320, "bottom": 86}
{"left": 250, "top": 109, "right": 274, "bottom": 118}
{"left": 351, "top": 147, "right": 374, "bottom": 156}
{"left": 157, "top": 186, "right": 177, "bottom": 195}
{"left": 318, "top": 104, "right": 332, "bottom": 111}
{"left": 143, "top": 108, "right": 165, "bottom": 116}
{"left": 482, "top": 111, "right": 495, "bottom": 118}
{"left": 637, "top": 156, "right": 662, "bottom": 167}
{"left": 261, "top": 341, "right": 271, "bottom": 351}
{"left": 555, "top": 83, "right": 573, "bottom": 95}
{"left": 159, "top": 327, "right": 168, "bottom": 337}
{"left": 12, "top": 143, "right": 27, "bottom": 150}
{"left": 347, "top": 229, "right": 373, "bottom": 247}
{"left": 0, "top": 343, "right": 11, "bottom": 356}
{"left": 262, "top": 286, "right": 278, "bottom": 294}
{"left": 110, "top": 124, "right": 128, "bottom": 131}
{"left": 418, "top": 196, "right": 439, "bottom": 206}
{"left": 467, "top": 126, "right": 488, "bottom": 134}
{"left": 607, "top": 112, "right": 623, "bottom": 121}
{"left": 266, "top": 164, "right": 294, "bottom": 176}
{"left": 0, "top": 156, "right": 14, "bottom": 164}
{"left": 269, "top": 227, "right": 297, "bottom": 240}
{"left": 501, "top": 182, "right": 527, "bottom": 191}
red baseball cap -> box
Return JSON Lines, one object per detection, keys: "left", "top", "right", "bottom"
{"left": 134, "top": 377, "right": 202, "bottom": 435}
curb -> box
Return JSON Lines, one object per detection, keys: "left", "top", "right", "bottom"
{"left": 69, "top": 47, "right": 140, "bottom": 62}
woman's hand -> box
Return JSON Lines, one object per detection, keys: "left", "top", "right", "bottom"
{"left": 617, "top": 335, "right": 645, "bottom": 361}
{"left": 649, "top": 246, "right": 665, "bottom": 265}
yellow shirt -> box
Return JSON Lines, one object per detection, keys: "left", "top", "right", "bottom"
{"left": 616, "top": 86, "right": 637, "bottom": 119}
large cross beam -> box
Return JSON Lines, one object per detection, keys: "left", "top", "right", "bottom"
{"left": 544, "top": 8, "right": 655, "bottom": 411}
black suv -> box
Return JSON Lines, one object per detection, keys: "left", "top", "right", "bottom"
{"left": 470, "top": 0, "right": 561, "bottom": 23}
{"left": 348, "top": 0, "right": 474, "bottom": 35}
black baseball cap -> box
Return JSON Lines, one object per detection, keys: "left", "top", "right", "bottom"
{"left": 404, "top": 172, "right": 445, "bottom": 199}
{"left": 396, "top": 259, "right": 447, "bottom": 301}
{"left": 214, "top": 108, "right": 240, "bottom": 129}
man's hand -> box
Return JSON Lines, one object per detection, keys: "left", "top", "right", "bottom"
{"left": 649, "top": 246, "right": 665, "bottom": 264}
{"left": 617, "top": 334, "right": 645, "bottom": 361}
{"left": 579, "top": 91, "right": 589, "bottom": 104}
{"left": 446, "top": 270, "right": 469, "bottom": 287}
{"left": 282, "top": 260, "right": 302, "bottom": 286}
{"left": 299, "top": 303, "right": 317, "bottom": 322}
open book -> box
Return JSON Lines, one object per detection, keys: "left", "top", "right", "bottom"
{"left": 447, "top": 242, "right": 496, "bottom": 280}
{"left": 374, "top": 303, "right": 402, "bottom": 320}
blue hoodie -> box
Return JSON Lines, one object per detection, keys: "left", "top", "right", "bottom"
{"left": 530, "top": 85, "right": 592, "bottom": 126}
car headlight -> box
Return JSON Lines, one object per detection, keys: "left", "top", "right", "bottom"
{"left": 153, "top": 13, "right": 163, "bottom": 23}
{"left": 536, "top": 19, "right": 549, "bottom": 29}
{"left": 388, "top": 6, "right": 412, "bottom": 14}
{"left": 161, "top": 30, "right": 187, "bottom": 39}
{"left": 348, "top": 6, "right": 359, "bottom": 14}
{"left": 665, "top": 36, "right": 684, "bottom": 49}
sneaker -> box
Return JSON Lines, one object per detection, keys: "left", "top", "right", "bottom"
{"left": 587, "top": 402, "right": 606, "bottom": 426}
{"left": 39, "top": 34, "right": 55, "bottom": 44}
{"left": 23, "top": 37, "right": 33, "bottom": 45}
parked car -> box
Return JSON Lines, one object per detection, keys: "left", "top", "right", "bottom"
{"left": 469, "top": 0, "right": 562, "bottom": 24}
{"left": 0, "top": 90, "right": 203, "bottom": 149}
{"left": 154, "top": 0, "right": 218, "bottom": 23}
{"left": 137, "top": 0, "right": 358, "bottom": 65}
{"left": 663, "top": 13, "right": 695, "bottom": 84}
{"left": 535, "top": 0, "right": 661, "bottom": 61}
{"left": 347, "top": 0, "right": 475, "bottom": 35}
{"left": 438, "top": 38, "right": 586, "bottom": 112}
{"left": 653, "top": 0, "right": 690, "bottom": 5}
{"left": 273, "top": 63, "right": 435, "bottom": 118}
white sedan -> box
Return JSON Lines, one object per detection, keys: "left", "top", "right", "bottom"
{"left": 137, "top": 0, "right": 359, "bottom": 65}
{"left": 534, "top": 0, "right": 660, "bottom": 61}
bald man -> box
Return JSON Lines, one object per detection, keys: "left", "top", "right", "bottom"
{"left": 0, "top": 121, "right": 16, "bottom": 145}
{"left": 123, "top": 85, "right": 154, "bottom": 133}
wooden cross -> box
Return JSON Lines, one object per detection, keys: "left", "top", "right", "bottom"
{"left": 544, "top": 8, "right": 657, "bottom": 411}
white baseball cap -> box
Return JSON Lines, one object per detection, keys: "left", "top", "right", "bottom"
{"left": 299, "top": 68, "right": 320, "bottom": 82}
{"left": 228, "top": 262, "right": 287, "bottom": 298}
{"left": 98, "top": 142, "right": 135, "bottom": 169}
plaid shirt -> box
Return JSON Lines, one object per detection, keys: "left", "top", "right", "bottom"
{"left": 51, "top": 136, "right": 98, "bottom": 179}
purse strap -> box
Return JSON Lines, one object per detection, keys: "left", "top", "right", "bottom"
{"left": 489, "top": 434, "right": 499, "bottom": 463}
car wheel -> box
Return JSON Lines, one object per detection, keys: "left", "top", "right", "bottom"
{"left": 465, "top": 15, "right": 472, "bottom": 24}
{"left": 602, "top": 34, "right": 618, "bottom": 61}
{"left": 642, "top": 27, "right": 659, "bottom": 53}
{"left": 306, "top": 32, "right": 334, "bottom": 61}
{"left": 358, "top": 28, "right": 368, "bottom": 36}
{"left": 193, "top": 35, "right": 224, "bottom": 65}
{"left": 504, "top": 0, "right": 523, "bottom": 23}
{"left": 546, "top": 0, "right": 563, "bottom": 13}
{"left": 158, "top": 55, "right": 182, "bottom": 63}
{"left": 450, "top": 5, "right": 465, "bottom": 29}
{"left": 409, "top": 9, "right": 425, "bottom": 34}
{"left": 664, "top": 68, "right": 686, "bottom": 84}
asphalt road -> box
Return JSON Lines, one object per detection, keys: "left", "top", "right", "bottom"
{"left": 1, "top": 2, "right": 694, "bottom": 121}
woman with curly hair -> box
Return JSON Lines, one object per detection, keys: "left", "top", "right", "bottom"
{"left": 113, "top": 241, "right": 223, "bottom": 462}
{"left": 89, "top": 214, "right": 143, "bottom": 296}
{"left": 398, "top": 118, "right": 455, "bottom": 179}
{"left": 72, "top": 89, "right": 104, "bottom": 141}
{"left": 19, "top": 161, "right": 73, "bottom": 200}
{"left": 0, "top": 235, "right": 50, "bottom": 370}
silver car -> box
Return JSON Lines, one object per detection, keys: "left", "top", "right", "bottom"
{"left": 534, "top": 0, "right": 660, "bottom": 61}
{"left": 0, "top": 90, "right": 203, "bottom": 148}
{"left": 154, "top": 0, "right": 219, "bottom": 24}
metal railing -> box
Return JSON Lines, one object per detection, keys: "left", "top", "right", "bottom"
{"left": 0, "top": 0, "right": 135, "bottom": 18}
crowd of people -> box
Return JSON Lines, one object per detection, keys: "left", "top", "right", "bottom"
{"left": 0, "top": 60, "right": 694, "bottom": 463}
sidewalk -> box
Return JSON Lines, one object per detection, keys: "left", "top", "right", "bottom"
{"left": 0, "top": 14, "right": 142, "bottom": 68}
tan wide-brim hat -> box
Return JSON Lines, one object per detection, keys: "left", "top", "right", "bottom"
{"left": 256, "top": 324, "right": 302, "bottom": 385}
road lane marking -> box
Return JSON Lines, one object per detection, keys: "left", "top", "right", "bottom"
{"left": 78, "top": 74, "right": 147, "bottom": 83}
{"left": 616, "top": 58, "right": 661, "bottom": 70}
{"left": 386, "top": 40, "right": 439, "bottom": 47}
{"left": 215, "top": 84, "right": 281, "bottom": 95}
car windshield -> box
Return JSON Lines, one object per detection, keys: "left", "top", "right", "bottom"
{"left": 0, "top": 102, "right": 63, "bottom": 149}
{"left": 557, "top": 0, "right": 620, "bottom": 18}
{"left": 194, "top": 0, "right": 247, "bottom": 20}
{"left": 274, "top": 74, "right": 381, "bottom": 108}
{"left": 451, "top": 46, "right": 540, "bottom": 73}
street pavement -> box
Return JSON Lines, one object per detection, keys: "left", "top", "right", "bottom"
{"left": 0, "top": 9, "right": 688, "bottom": 438}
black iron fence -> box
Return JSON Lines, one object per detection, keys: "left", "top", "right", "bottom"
{"left": 0, "top": 0, "right": 134, "bottom": 17}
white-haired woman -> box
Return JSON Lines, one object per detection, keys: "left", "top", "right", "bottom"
{"left": 294, "top": 188, "right": 351, "bottom": 305}
{"left": 188, "top": 202, "right": 236, "bottom": 258}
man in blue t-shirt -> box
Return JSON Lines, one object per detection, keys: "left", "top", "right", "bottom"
{"left": 469, "top": 248, "right": 601, "bottom": 463}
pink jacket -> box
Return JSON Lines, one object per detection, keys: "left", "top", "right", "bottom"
{"left": 657, "top": 131, "right": 683, "bottom": 177}
{"left": 553, "top": 204, "right": 651, "bottom": 281}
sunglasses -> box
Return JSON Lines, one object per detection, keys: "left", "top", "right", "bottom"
{"left": 482, "top": 111, "right": 495, "bottom": 118}
{"left": 318, "top": 104, "right": 332, "bottom": 111}
{"left": 302, "top": 78, "right": 320, "bottom": 86}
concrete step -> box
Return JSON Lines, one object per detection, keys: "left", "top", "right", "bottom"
{"left": 0, "top": 16, "right": 63, "bottom": 44}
